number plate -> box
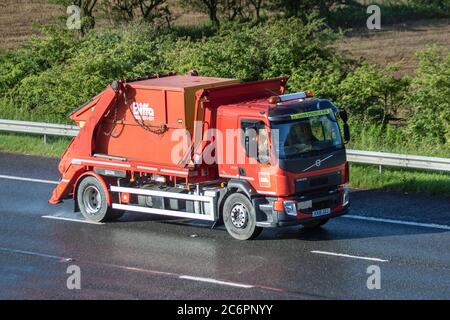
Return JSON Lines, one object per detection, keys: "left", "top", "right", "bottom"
{"left": 312, "top": 208, "right": 331, "bottom": 217}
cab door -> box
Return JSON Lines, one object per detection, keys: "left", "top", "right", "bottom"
{"left": 238, "top": 118, "right": 272, "bottom": 192}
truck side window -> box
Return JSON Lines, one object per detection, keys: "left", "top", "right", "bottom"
{"left": 241, "top": 120, "right": 270, "bottom": 164}
{"left": 258, "top": 128, "right": 270, "bottom": 164}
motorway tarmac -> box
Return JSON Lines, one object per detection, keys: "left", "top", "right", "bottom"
{"left": 0, "top": 152, "right": 449, "bottom": 299}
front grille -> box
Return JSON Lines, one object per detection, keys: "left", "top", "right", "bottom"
{"left": 295, "top": 172, "right": 341, "bottom": 193}
{"left": 310, "top": 176, "right": 329, "bottom": 187}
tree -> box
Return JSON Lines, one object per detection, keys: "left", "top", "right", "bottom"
{"left": 219, "top": 0, "right": 266, "bottom": 22}
{"left": 221, "top": 0, "right": 244, "bottom": 21}
{"left": 103, "top": 0, "right": 173, "bottom": 26}
{"left": 180, "top": 0, "right": 220, "bottom": 26}
{"left": 203, "top": 0, "right": 220, "bottom": 25}
{"left": 269, "top": 0, "right": 359, "bottom": 20}
{"left": 411, "top": 0, "right": 450, "bottom": 10}
{"left": 181, "top": 0, "right": 267, "bottom": 25}
{"left": 136, "top": 0, "right": 170, "bottom": 22}
{"left": 109, "top": 0, "right": 136, "bottom": 21}
{"left": 248, "top": 0, "right": 264, "bottom": 20}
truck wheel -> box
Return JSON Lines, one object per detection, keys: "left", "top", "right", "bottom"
{"left": 223, "top": 193, "right": 262, "bottom": 240}
{"left": 303, "top": 218, "right": 329, "bottom": 230}
{"left": 77, "top": 176, "right": 123, "bottom": 222}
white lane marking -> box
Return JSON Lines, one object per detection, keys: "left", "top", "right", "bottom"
{"left": 311, "top": 250, "right": 389, "bottom": 262}
{"left": 1, "top": 247, "right": 281, "bottom": 292}
{"left": 0, "top": 174, "right": 58, "bottom": 185}
{"left": 121, "top": 266, "right": 175, "bottom": 277}
{"left": 343, "top": 215, "right": 450, "bottom": 231}
{"left": 179, "top": 275, "right": 254, "bottom": 288}
{"left": 42, "top": 215, "right": 104, "bottom": 225}
{"left": 0, "top": 247, "right": 72, "bottom": 262}
{"left": 86, "top": 261, "right": 261, "bottom": 290}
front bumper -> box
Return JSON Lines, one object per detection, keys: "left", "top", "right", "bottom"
{"left": 253, "top": 194, "right": 350, "bottom": 228}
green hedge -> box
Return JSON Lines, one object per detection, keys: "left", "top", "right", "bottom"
{"left": 0, "top": 18, "right": 449, "bottom": 153}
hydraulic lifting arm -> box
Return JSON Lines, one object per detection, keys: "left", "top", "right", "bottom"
{"left": 49, "top": 81, "right": 125, "bottom": 204}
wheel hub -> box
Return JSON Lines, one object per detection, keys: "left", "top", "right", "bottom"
{"left": 230, "top": 203, "right": 249, "bottom": 228}
{"left": 82, "top": 185, "right": 101, "bottom": 215}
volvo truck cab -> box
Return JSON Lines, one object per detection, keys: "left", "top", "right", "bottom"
{"left": 215, "top": 90, "right": 350, "bottom": 238}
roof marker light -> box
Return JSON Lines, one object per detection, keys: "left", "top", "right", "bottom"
{"left": 268, "top": 96, "right": 280, "bottom": 104}
{"left": 305, "top": 89, "right": 314, "bottom": 97}
{"left": 268, "top": 90, "right": 314, "bottom": 104}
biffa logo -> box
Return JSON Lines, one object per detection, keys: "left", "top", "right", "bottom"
{"left": 132, "top": 102, "right": 155, "bottom": 121}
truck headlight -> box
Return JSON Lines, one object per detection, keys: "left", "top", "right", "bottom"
{"left": 343, "top": 185, "right": 349, "bottom": 206}
{"left": 283, "top": 201, "right": 297, "bottom": 216}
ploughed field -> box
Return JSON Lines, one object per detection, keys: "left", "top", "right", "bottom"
{"left": 2, "top": 1, "right": 450, "bottom": 76}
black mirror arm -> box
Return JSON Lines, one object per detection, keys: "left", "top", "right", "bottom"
{"left": 343, "top": 123, "right": 350, "bottom": 144}
{"left": 339, "top": 109, "right": 349, "bottom": 123}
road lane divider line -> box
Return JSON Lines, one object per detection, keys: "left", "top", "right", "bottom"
{"left": 0, "top": 247, "right": 73, "bottom": 262}
{"left": 42, "top": 215, "right": 105, "bottom": 225}
{"left": 311, "top": 250, "right": 389, "bottom": 262}
{"left": 179, "top": 275, "right": 254, "bottom": 288}
{"left": 84, "top": 261, "right": 290, "bottom": 293}
{"left": 343, "top": 215, "right": 450, "bottom": 231}
{"left": 0, "top": 246, "right": 304, "bottom": 296}
{"left": 0, "top": 174, "right": 58, "bottom": 185}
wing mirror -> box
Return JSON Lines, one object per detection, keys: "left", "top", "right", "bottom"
{"left": 343, "top": 123, "right": 350, "bottom": 144}
{"left": 339, "top": 109, "right": 348, "bottom": 123}
{"left": 339, "top": 109, "right": 350, "bottom": 144}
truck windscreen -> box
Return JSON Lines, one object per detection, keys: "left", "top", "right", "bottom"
{"left": 271, "top": 110, "right": 343, "bottom": 159}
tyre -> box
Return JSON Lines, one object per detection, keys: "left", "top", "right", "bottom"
{"left": 77, "top": 176, "right": 124, "bottom": 222}
{"left": 223, "top": 193, "right": 262, "bottom": 240}
{"left": 302, "top": 218, "right": 329, "bottom": 230}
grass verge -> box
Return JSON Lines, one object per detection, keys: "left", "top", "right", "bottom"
{"left": 0, "top": 133, "right": 449, "bottom": 197}
{"left": 0, "top": 132, "right": 69, "bottom": 158}
{"left": 350, "top": 164, "right": 450, "bottom": 197}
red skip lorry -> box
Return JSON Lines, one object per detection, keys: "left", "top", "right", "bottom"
{"left": 49, "top": 73, "right": 350, "bottom": 240}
